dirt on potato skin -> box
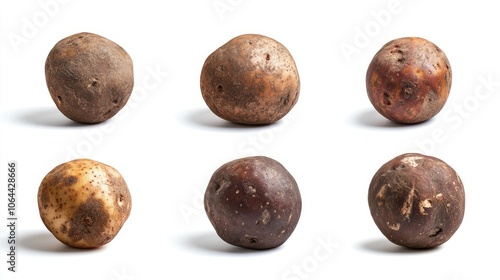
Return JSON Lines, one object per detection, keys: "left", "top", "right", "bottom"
{"left": 204, "top": 156, "right": 302, "bottom": 249}
{"left": 366, "top": 37, "right": 452, "bottom": 124}
{"left": 200, "top": 34, "right": 300, "bottom": 125}
{"left": 368, "top": 153, "right": 465, "bottom": 249}
{"left": 45, "top": 32, "right": 134, "bottom": 124}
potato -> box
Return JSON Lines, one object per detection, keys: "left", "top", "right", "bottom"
{"left": 204, "top": 156, "right": 302, "bottom": 249}
{"left": 366, "top": 37, "right": 452, "bottom": 124}
{"left": 45, "top": 32, "right": 134, "bottom": 124}
{"left": 37, "top": 158, "right": 132, "bottom": 248}
{"left": 200, "top": 34, "right": 300, "bottom": 125}
{"left": 368, "top": 153, "right": 465, "bottom": 249}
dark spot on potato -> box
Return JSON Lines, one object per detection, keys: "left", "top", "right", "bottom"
{"left": 383, "top": 92, "right": 391, "bottom": 105}
{"left": 68, "top": 196, "right": 109, "bottom": 246}
{"left": 64, "top": 176, "right": 77, "bottom": 186}
{"left": 429, "top": 227, "right": 443, "bottom": 238}
{"left": 61, "top": 224, "right": 68, "bottom": 234}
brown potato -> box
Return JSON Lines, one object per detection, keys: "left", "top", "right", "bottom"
{"left": 368, "top": 153, "right": 465, "bottom": 249}
{"left": 37, "top": 158, "right": 132, "bottom": 248}
{"left": 204, "top": 156, "right": 301, "bottom": 249}
{"left": 200, "top": 34, "right": 300, "bottom": 125}
{"left": 366, "top": 37, "right": 452, "bottom": 124}
{"left": 45, "top": 32, "right": 134, "bottom": 124}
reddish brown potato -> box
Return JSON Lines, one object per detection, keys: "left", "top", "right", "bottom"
{"left": 38, "top": 158, "right": 132, "bottom": 248}
{"left": 204, "top": 156, "right": 302, "bottom": 249}
{"left": 368, "top": 153, "right": 465, "bottom": 249}
{"left": 200, "top": 34, "right": 300, "bottom": 125}
{"left": 366, "top": 37, "right": 452, "bottom": 124}
{"left": 45, "top": 32, "right": 134, "bottom": 124}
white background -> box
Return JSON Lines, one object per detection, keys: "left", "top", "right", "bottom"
{"left": 1, "top": 1, "right": 499, "bottom": 279}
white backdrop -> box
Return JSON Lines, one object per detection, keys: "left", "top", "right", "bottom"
{"left": 1, "top": 1, "right": 499, "bottom": 279}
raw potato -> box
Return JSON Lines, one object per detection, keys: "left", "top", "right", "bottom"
{"left": 368, "top": 153, "right": 465, "bottom": 249}
{"left": 366, "top": 37, "right": 452, "bottom": 124}
{"left": 204, "top": 156, "right": 302, "bottom": 249}
{"left": 38, "top": 158, "right": 132, "bottom": 248}
{"left": 45, "top": 32, "right": 134, "bottom": 124}
{"left": 200, "top": 34, "right": 300, "bottom": 125}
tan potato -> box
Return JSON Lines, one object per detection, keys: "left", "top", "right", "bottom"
{"left": 200, "top": 34, "right": 300, "bottom": 125}
{"left": 45, "top": 32, "right": 134, "bottom": 124}
{"left": 37, "top": 158, "right": 131, "bottom": 248}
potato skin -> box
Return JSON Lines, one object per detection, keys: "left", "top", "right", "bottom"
{"left": 200, "top": 34, "right": 300, "bottom": 125}
{"left": 45, "top": 32, "right": 134, "bottom": 124}
{"left": 37, "top": 158, "right": 132, "bottom": 248}
{"left": 366, "top": 37, "right": 452, "bottom": 124}
{"left": 368, "top": 153, "right": 465, "bottom": 249}
{"left": 204, "top": 156, "right": 301, "bottom": 249}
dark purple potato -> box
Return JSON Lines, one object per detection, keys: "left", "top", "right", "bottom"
{"left": 204, "top": 156, "right": 302, "bottom": 249}
{"left": 45, "top": 32, "right": 134, "bottom": 124}
{"left": 366, "top": 37, "right": 452, "bottom": 124}
{"left": 368, "top": 153, "right": 465, "bottom": 249}
{"left": 200, "top": 34, "right": 300, "bottom": 125}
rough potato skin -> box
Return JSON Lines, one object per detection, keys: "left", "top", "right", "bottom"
{"left": 200, "top": 34, "right": 300, "bottom": 125}
{"left": 38, "top": 158, "right": 132, "bottom": 248}
{"left": 366, "top": 37, "right": 452, "bottom": 124}
{"left": 368, "top": 153, "right": 465, "bottom": 249}
{"left": 204, "top": 156, "right": 302, "bottom": 249}
{"left": 45, "top": 32, "right": 134, "bottom": 124}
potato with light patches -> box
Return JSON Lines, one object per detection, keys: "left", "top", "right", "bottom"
{"left": 37, "top": 158, "right": 131, "bottom": 248}
{"left": 366, "top": 37, "right": 452, "bottom": 124}
{"left": 368, "top": 153, "right": 465, "bottom": 249}
{"left": 204, "top": 156, "right": 301, "bottom": 249}
{"left": 200, "top": 34, "right": 300, "bottom": 125}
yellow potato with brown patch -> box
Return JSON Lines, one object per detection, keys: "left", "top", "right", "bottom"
{"left": 37, "top": 158, "right": 131, "bottom": 248}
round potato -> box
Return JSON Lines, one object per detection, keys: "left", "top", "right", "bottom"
{"left": 37, "top": 158, "right": 132, "bottom": 248}
{"left": 45, "top": 32, "right": 134, "bottom": 124}
{"left": 200, "top": 34, "right": 300, "bottom": 125}
{"left": 204, "top": 156, "right": 302, "bottom": 249}
{"left": 366, "top": 37, "right": 452, "bottom": 124}
{"left": 368, "top": 153, "right": 465, "bottom": 249}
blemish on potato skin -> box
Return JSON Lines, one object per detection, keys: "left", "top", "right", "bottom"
{"left": 68, "top": 197, "right": 109, "bottom": 246}
{"left": 64, "top": 176, "right": 77, "bottom": 186}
